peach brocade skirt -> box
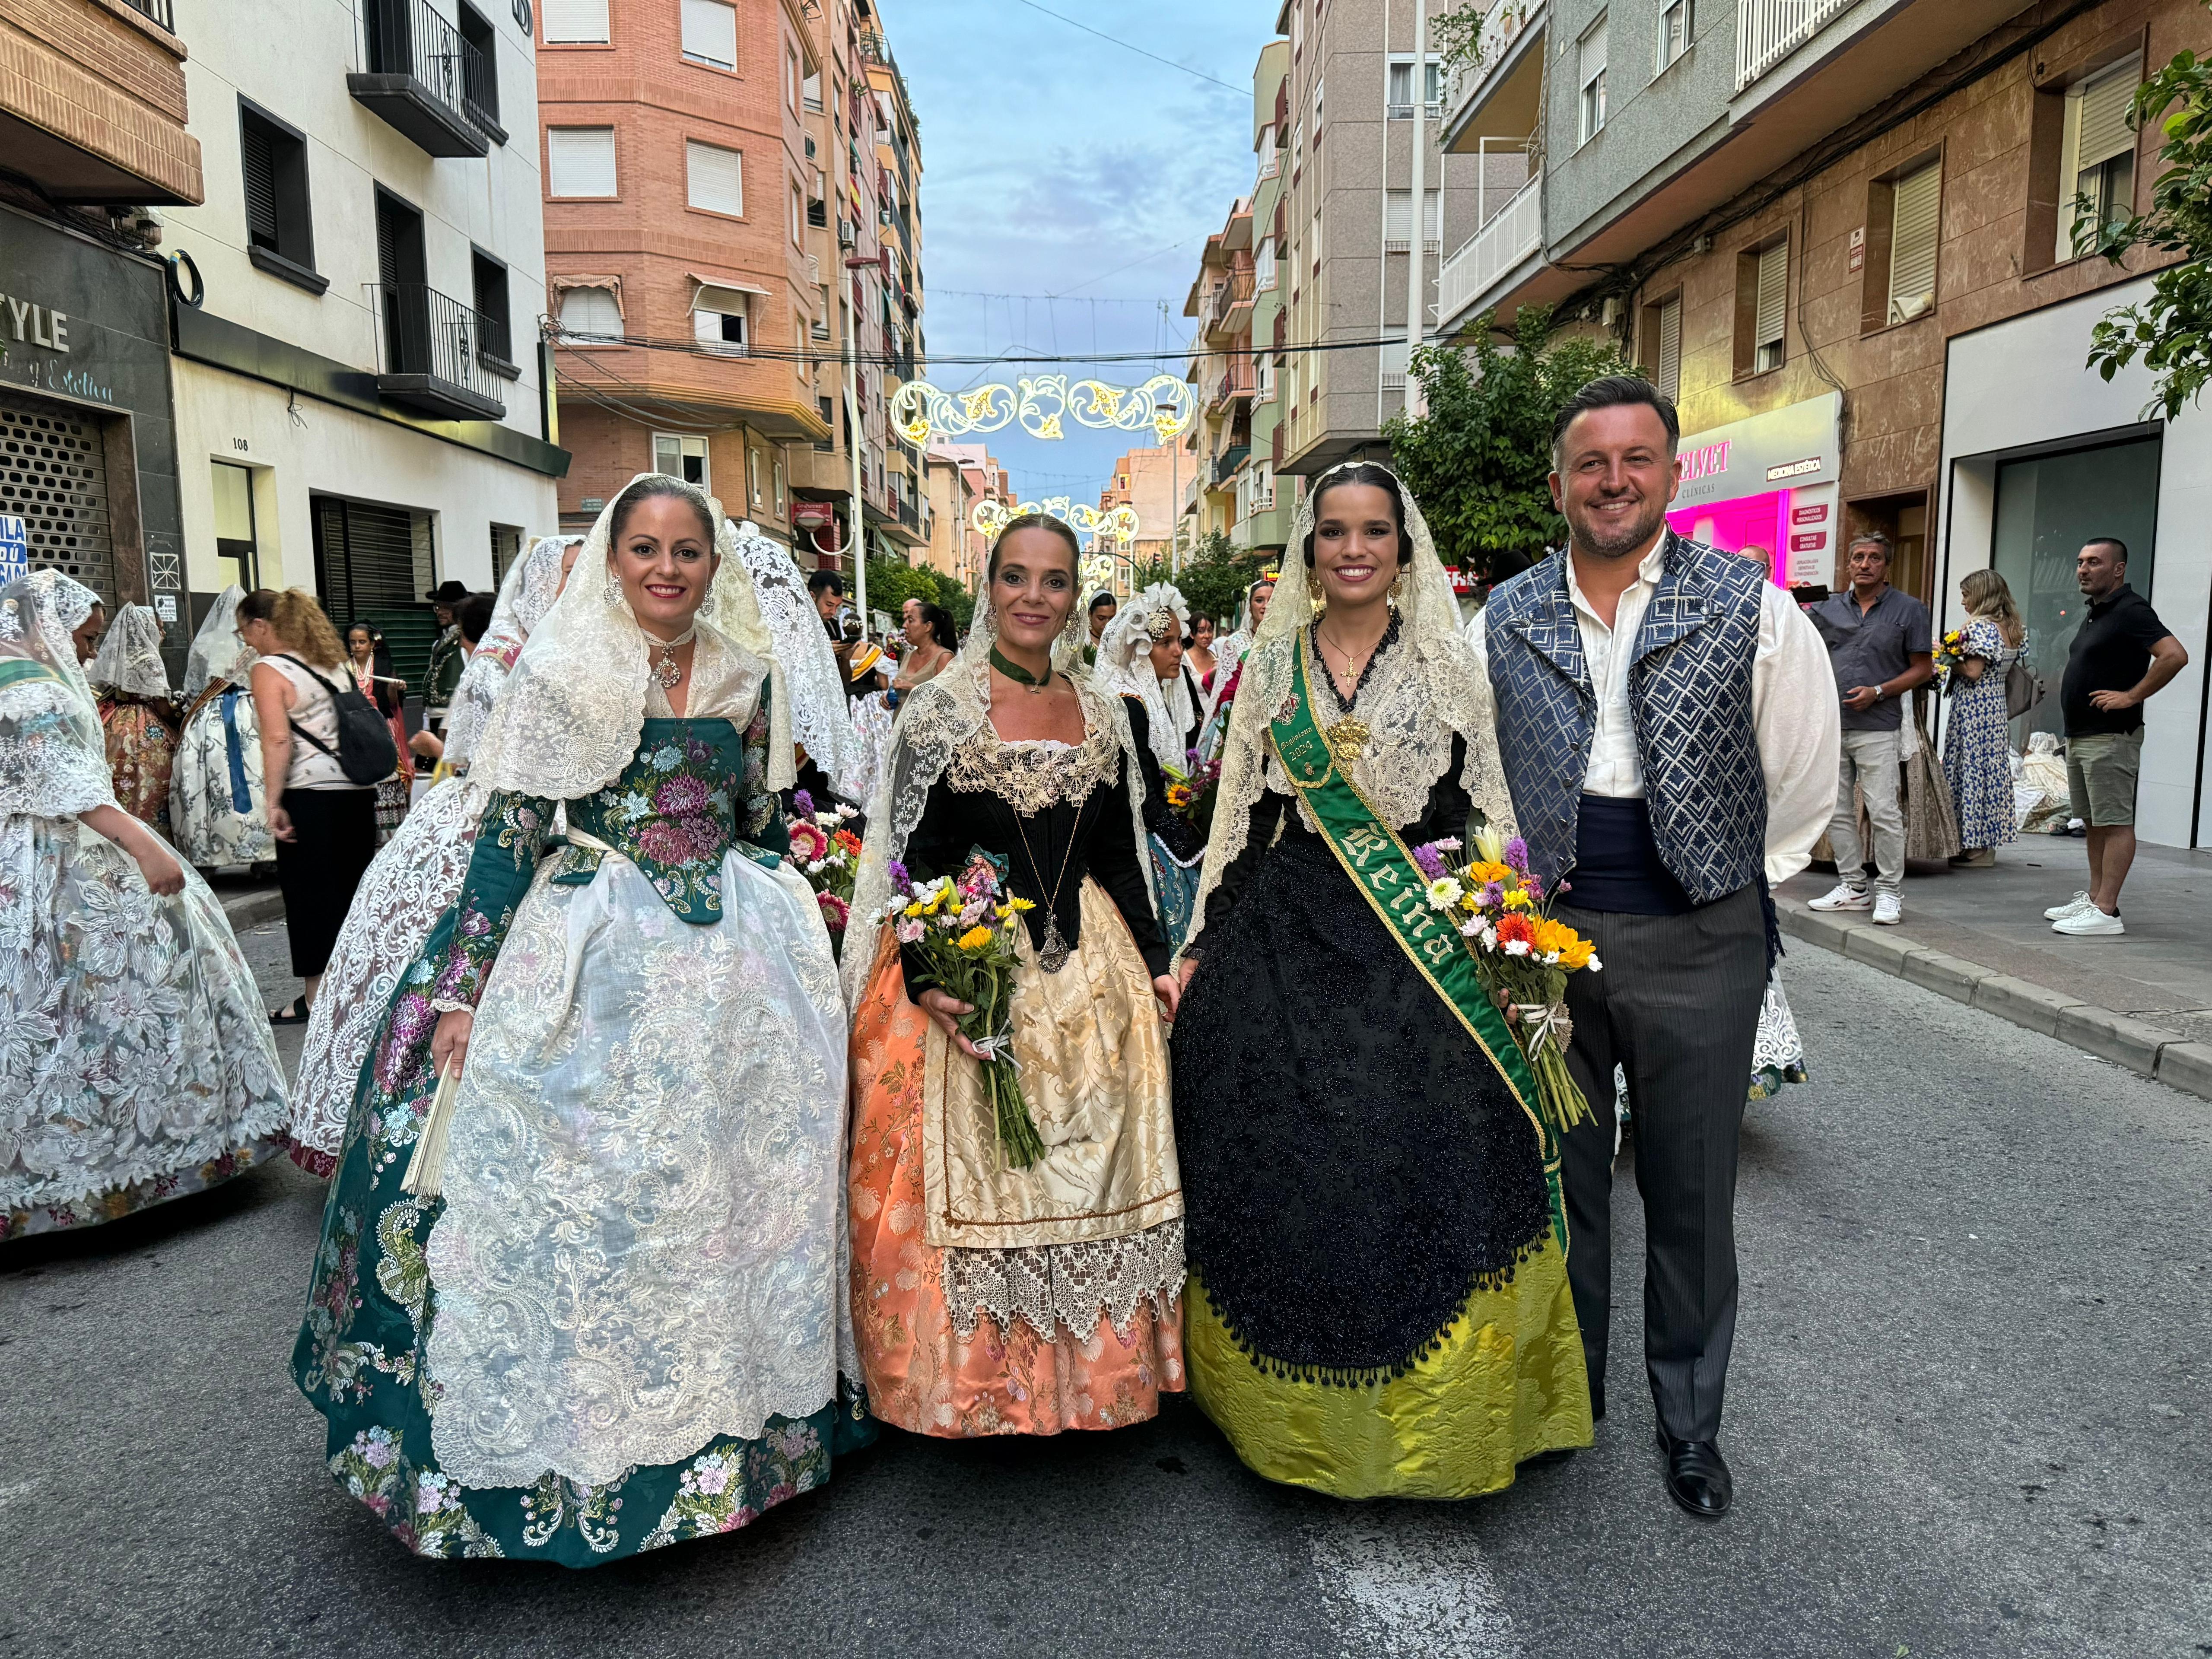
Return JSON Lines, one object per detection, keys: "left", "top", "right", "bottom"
{"left": 846, "top": 930, "right": 1185, "bottom": 1437}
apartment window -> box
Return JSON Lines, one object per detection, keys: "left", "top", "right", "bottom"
{"left": 686, "top": 140, "right": 744, "bottom": 216}
{"left": 1884, "top": 157, "right": 1941, "bottom": 325}
{"left": 749, "top": 447, "right": 763, "bottom": 507}
{"left": 680, "top": 0, "right": 737, "bottom": 70}
{"left": 803, "top": 69, "right": 822, "bottom": 111}
{"left": 1311, "top": 207, "right": 1323, "bottom": 271}
{"left": 1255, "top": 236, "right": 1277, "bottom": 291}
{"left": 1386, "top": 57, "right": 1443, "bottom": 115}
{"left": 774, "top": 460, "right": 787, "bottom": 517}
{"left": 541, "top": 0, "right": 608, "bottom": 42}
{"left": 693, "top": 283, "right": 750, "bottom": 354}
{"left": 490, "top": 522, "right": 523, "bottom": 583}
{"left": 547, "top": 126, "right": 617, "bottom": 196}
{"left": 653, "top": 433, "right": 709, "bottom": 488}
{"left": 1640, "top": 292, "right": 1681, "bottom": 400}
{"left": 211, "top": 461, "right": 260, "bottom": 591}
{"left": 559, "top": 283, "right": 623, "bottom": 340}
{"left": 787, "top": 46, "right": 801, "bottom": 111}
{"left": 1385, "top": 188, "right": 1440, "bottom": 250}
{"left": 1578, "top": 16, "right": 1608, "bottom": 145}
{"left": 791, "top": 184, "right": 804, "bottom": 245}
{"left": 470, "top": 249, "right": 515, "bottom": 369}
{"left": 457, "top": 1, "right": 500, "bottom": 133}
{"left": 2058, "top": 57, "right": 2140, "bottom": 260}
{"left": 1736, "top": 236, "right": 1788, "bottom": 375}
{"left": 238, "top": 99, "right": 321, "bottom": 291}
{"left": 1313, "top": 76, "right": 1325, "bottom": 140}
{"left": 1656, "top": 0, "right": 1690, "bottom": 73}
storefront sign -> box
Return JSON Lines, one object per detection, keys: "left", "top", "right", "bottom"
{"left": 0, "top": 293, "right": 71, "bottom": 352}
{"left": 1792, "top": 502, "right": 1828, "bottom": 525}
{"left": 1672, "top": 392, "right": 1841, "bottom": 507}
{"left": 0, "top": 514, "right": 25, "bottom": 584}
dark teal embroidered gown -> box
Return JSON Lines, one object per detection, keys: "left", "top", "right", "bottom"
{"left": 292, "top": 669, "right": 867, "bottom": 1567}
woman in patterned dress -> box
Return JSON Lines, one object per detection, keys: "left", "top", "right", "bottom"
{"left": 0, "top": 570, "right": 286, "bottom": 1242}
{"left": 88, "top": 602, "right": 181, "bottom": 834}
{"left": 292, "top": 477, "right": 861, "bottom": 1565}
{"left": 171, "top": 586, "right": 276, "bottom": 870}
{"left": 843, "top": 513, "right": 1187, "bottom": 1438}
{"left": 1942, "top": 569, "right": 2026, "bottom": 868}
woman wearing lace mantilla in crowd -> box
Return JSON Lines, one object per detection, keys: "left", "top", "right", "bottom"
{"left": 1169, "top": 463, "right": 1592, "bottom": 1498}
{"left": 1, "top": 570, "right": 287, "bottom": 1243}
{"left": 845, "top": 513, "right": 1187, "bottom": 1437}
{"left": 88, "top": 601, "right": 181, "bottom": 834}
{"left": 728, "top": 517, "right": 864, "bottom": 805}
{"left": 292, "top": 477, "right": 862, "bottom": 1564}
{"left": 1095, "top": 581, "right": 1208, "bottom": 952}
{"left": 284, "top": 535, "right": 580, "bottom": 1176}
{"left": 171, "top": 585, "right": 276, "bottom": 870}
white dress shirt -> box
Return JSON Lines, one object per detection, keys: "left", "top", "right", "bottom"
{"left": 1471, "top": 537, "right": 1842, "bottom": 884}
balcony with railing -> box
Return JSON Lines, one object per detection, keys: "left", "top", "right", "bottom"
{"left": 369, "top": 283, "right": 507, "bottom": 420}
{"left": 1440, "top": 0, "right": 1545, "bottom": 152}
{"left": 351, "top": 0, "right": 493, "bottom": 158}
{"left": 1736, "top": 0, "right": 1854, "bottom": 92}
{"left": 1205, "top": 270, "right": 1256, "bottom": 345}
{"left": 1211, "top": 443, "right": 1250, "bottom": 489}
{"left": 1439, "top": 175, "right": 1543, "bottom": 334}
{"left": 1210, "top": 362, "right": 1257, "bottom": 410}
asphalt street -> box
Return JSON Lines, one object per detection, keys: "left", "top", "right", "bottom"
{"left": 3, "top": 932, "right": 2208, "bottom": 1659}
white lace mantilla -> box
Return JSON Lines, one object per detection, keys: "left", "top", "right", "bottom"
{"left": 943, "top": 1217, "right": 1185, "bottom": 1340}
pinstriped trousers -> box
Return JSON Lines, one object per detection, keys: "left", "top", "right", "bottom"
{"left": 1556, "top": 884, "right": 1767, "bottom": 1443}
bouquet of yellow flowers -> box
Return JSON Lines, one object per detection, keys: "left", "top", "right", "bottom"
{"left": 1160, "top": 749, "right": 1222, "bottom": 836}
{"left": 1411, "top": 826, "right": 1601, "bottom": 1137}
{"left": 885, "top": 849, "right": 1045, "bottom": 1167}
{"left": 1932, "top": 626, "right": 1972, "bottom": 686}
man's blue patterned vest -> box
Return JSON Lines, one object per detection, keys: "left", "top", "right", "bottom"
{"left": 1485, "top": 533, "right": 1768, "bottom": 904}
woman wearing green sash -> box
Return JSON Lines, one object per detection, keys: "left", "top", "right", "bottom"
{"left": 1170, "top": 463, "right": 1592, "bottom": 1498}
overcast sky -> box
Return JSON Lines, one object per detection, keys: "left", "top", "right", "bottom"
{"left": 893, "top": 1, "right": 1268, "bottom": 523}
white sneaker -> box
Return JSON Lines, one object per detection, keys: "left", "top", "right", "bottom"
{"left": 1808, "top": 884, "right": 1873, "bottom": 912}
{"left": 2044, "top": 891, "right": 2094, "bottom": 921}
{"left": 1873, "top": 893, "right": 1902, "bottom": 925}
{"left": 2053, "top": 906, "right": 2125, "bottom": 937}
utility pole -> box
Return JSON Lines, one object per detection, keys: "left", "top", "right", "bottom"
{"left": 1404, "top": 0, "right": 1428, "bottom": 420}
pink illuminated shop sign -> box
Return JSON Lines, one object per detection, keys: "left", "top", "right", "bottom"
{"left": 1679, "top": 438, "right": 1732, "bottom": 483}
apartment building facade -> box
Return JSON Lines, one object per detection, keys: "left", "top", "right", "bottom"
{"left": 1441, "top": 0, "right": 2212, "bottom": 848}
{"left": 157, "top": 0, "right": 563, "bottom": 682}
{"left": 0, "top": 0, "right": 202, "bottom": 658}
{"left": 1098, "top": 444, "right": 1182, "bottom": 572}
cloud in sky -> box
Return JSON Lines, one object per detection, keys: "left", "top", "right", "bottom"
{"left": 886, "top": 0, "right": 1273, "bottom": 519}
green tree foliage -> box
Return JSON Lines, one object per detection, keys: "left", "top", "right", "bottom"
{"left": 860, "top": 559, "right": 975, "bottom": 634}
{"left": 1132, "top": 531, "right": 1278, "bottom": 629}
{"left": 2087, "top": 25, "right": 2212, "bottom": 420}
{"left": 1382, "top": 303, "right": 1633, "bottom": 579}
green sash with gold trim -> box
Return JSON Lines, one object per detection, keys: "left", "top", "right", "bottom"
{"left": 1272, "top": 630, "right": 1566, "bottom": 1247}
{"left": 0, "top": 657, "right": 63, "bottom": 693}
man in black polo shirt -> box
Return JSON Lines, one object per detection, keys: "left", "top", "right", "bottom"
{"left": 2045, "top": 537, "right": 2188, "bottom": 937}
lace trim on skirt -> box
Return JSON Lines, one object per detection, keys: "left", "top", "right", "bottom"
{"left": 943, "top": 1217, "right": 1185, "bottom": 1340}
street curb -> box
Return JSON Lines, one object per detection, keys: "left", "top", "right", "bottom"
{"left": 221, "top": 891, "right": 286, "bottom": 932}
{"left": 1777, "top": 897, "right": 2208, "bottom": 1104}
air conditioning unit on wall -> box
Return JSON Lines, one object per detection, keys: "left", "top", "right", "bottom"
{"left": 838, "top": 217, "right": 856, "bottom": 248}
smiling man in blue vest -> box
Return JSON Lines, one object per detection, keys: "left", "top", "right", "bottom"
{"left": 1477, "top": 376, "right": 1840, "bottom": 1520}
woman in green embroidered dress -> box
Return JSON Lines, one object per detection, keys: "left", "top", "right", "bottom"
{"left": 291, "top": 475, "right": 864, "bottom": 1565}
{"left": 1169, "top": 463, "right": 1592, "bottom": 1499}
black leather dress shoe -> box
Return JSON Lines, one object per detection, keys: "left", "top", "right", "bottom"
{"left": 1656, "top": 1428, "right": 1732, "bottom": 1519}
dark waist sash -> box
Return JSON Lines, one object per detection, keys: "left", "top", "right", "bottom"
{"left": 1570, "top": 795, "right": 1694, "bottom": 915}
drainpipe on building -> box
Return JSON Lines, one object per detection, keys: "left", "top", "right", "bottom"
{"left": 845, "top": 271, "right": 867, "bottom": 637}
{"left": 1404, "top": 0, "right": 1428, "bottom": 422}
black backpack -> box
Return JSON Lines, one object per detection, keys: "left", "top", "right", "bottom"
{"left": 278, "top": 654, "right": 400, "bottom": 785}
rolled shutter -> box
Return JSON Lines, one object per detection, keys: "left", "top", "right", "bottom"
{"left": 542, "top": 0, "right": 609, "bottom": 42}
{"left": 1887, "top": 160, "right": 1940, "bottom": 321}
{"left": 1755, "top": 240, "right": 1788, "bottom": 350}
{"left": 686, "top": 140, "right": 744, "bottom": 215}
{"left": 2074, "top": 63, "right": 2138, "bottom": 171}
{"left": 242, "top": 118, "right": 277, "bottom": 249}
{"left": 547, "top": 127, "right": 617, "bottom": 197}
{"left": 1656, "top": 296, "right": 1681, "bottom": 399}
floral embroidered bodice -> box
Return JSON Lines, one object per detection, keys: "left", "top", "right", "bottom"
{"left": 431, "top": 702, "right": 788, "bottom": 1011}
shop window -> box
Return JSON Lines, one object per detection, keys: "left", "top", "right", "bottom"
{"left": 1657, "top": 0, "right": 1690, "bottom": 74}
{"left": 559, "top": 283, "right": 623, "bottom": 340}
{"left": 1860, "top": 153, "right": 1941, "bottom": 331}
{"left": 1578, "top": 16, "right": 1608, "bottom": 146}
{"left": 1991, "top": 435, "right": 2161, "bottom": 737}
{"left": 2059, "top": 57, "right": 2140, "bottom": 259}
{"left": 693, "top": 284, "right": 750, "bottom": 356}
{"left": 1639, "top": 292, "right": 1681, "bottom": 400}
{"left": 1734, "top": 236, "right": 1788, "bottom": 376}
{"left": 238, "top": 99, "right": 321, "bottom": 291}
{"left": 470, "top": 249, "right": 514, "bottom": 370}
{"left": 211, "top": 461, "right": 259, "bottom": 593}
{"left": 542, "top": 0, "right": 608, "bottom": 42}
{"left": 547, "top": 126, "right": 617, "bottom": 197}
{"left": 686, "top": 139, "right": 744, "bottom": 217}
{"left": 680, "top": 0, "right": 737, "bottom": 70}
{"left": 653, "top": 433, "right": 709, "bottom": 489}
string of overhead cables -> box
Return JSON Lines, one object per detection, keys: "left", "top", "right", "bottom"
{"left": 542, "top": 325, "right": 1444, "bottom": 372}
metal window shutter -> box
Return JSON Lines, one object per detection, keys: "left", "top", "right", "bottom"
{"left": 1423, "top": 189, "right": 1440, "bottom": 242}
{"left": 314, "top": 498, "right": 437, "bottom": 690}
{"left": 1580, "top": 17, "right": 1607, "bottom": 83}
{"left": 2075, "top": 64, "right": 2138, "bottom": 171}
{"left": 560, "top": 286, "right": 623, "bottom": 337}
{"left": 687, "top": 140, "right": 743, "bottom": 215}
{"left": 680, "top": 0, "right": 736, "bottom": 67}
{"left": 547, "top": 127, "right": 617, "bottom": 197}
{"left": 1385, "top": 190, "right": 1411, "bottom": 242}
{"left": 1657, "top": 297, "right": 1681, "bottom": 399}
{"left": 1888, "top": 161, "right": 1940, "bottom": 318}
{"left": 0, "top": 389, "right": 113, "bottom": 604}
{"left": 542, "top": 0, "right": 609, "bottom": 42}
{"left": 1755, "top": 241, "right": 1787, "bottom": 347}
{"left": 242, "top": 119, "right": 278, "bottom": 248}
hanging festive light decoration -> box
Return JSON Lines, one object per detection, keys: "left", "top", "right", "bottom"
{"left": 894, "top": 374, "right": 1196, "bottom": 446}
{"left": 972, "top": 496, "right": 1142, "bottom": 550}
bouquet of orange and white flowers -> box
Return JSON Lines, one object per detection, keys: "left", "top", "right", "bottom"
{"left": 1411, "top": 827, "right": 1601, "bottom": 1137}
{"left": 785, "top": 789, "right": 864, "bottom": 950}
{"left": 885, "top": 849, "right": 1044, "bottom": 1167}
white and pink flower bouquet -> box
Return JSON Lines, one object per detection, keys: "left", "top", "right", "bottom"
{"left": 784, "top": 789, "right": 864, "bottom": 950}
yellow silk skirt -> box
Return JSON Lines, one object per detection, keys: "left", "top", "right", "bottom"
{"left": 1184, "top": 1242, "right": 1592, "bottom": 1500}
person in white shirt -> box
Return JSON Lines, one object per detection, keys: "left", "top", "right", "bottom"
{"left": 1475, "top": 375, "right": 1840, "bottom": 1522}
